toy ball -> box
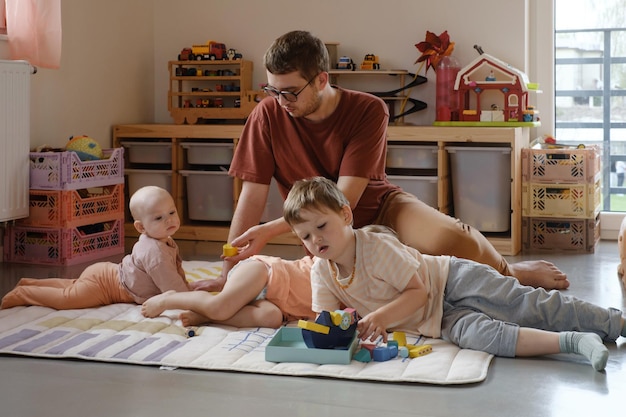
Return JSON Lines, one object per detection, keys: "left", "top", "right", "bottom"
{"left": 66, "top": 135, "right": 103, "bottom": 161}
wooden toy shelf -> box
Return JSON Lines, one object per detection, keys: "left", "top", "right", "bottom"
{"left": 168, "top": 59, "right": 257, "bottom": 124}
{"left": 329, "top": 69, "right": 421, "bottom": 124}
{"left": 113, "top": 124, "right": 529, "bottom": 255}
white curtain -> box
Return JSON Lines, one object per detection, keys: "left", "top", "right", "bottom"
{"left": 5, "top": 0, "right": 62, "bottom": 69}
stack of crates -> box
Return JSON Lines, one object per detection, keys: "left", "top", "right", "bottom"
{"left": 4, "top": 148, "right": 126, "bottom": 265}
{"left": 521, "top": 144, "right": 601, "bottom": 253}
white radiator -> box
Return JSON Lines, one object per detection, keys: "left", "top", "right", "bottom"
{"left": 0, "top": 60, "right": 32, "bottom": 222}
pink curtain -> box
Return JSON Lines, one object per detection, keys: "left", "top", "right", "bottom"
{"left": 5, "top": 0, "right": 62, "bottom": 69}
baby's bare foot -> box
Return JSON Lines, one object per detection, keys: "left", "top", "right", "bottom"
{"left": 141, "top": 290, "right": 176, "bottom": 317}
{"left": 509, "top": 260, "right": 570, "bottom": 290}
{"left": 180, "top": 310, "right": 210, "bottom": 327}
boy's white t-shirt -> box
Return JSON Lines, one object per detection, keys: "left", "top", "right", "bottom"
{"left": 311, "top": 228, "right": 450, "bottom": 338}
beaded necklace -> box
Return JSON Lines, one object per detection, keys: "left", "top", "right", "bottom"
{"left": 330, "top": 254, "right": 357, "bottom": 289}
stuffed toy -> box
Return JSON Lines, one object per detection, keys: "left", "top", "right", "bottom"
{"left": 66, "top": 135, "right": 103, "bottom": 161}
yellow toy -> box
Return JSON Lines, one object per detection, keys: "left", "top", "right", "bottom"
{"left": 392, "top": 331, "right": 407, "bottom": 347}
{"left": 297, "top": 319, "right": 330, "bottom": 335}
{"left": 66, "top": 135, "right": 103, "bottom": 161}
{"left": 408, "top": 344, "right": 433, "bottom": 358}
{"left": 222, "top": 243, "right": 238, "bottom": 257}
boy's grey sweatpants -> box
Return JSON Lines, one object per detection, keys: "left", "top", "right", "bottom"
{"left": 441, "top": 257, "right": 623, "bottom": 357}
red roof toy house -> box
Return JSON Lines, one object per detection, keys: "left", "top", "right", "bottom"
{"left": 439, "top": 53, "right": 539, "bottom": 126}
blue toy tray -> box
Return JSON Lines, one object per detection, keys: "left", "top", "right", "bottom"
{"left": 265, "top": 327, "right": 358, "bottom": 365}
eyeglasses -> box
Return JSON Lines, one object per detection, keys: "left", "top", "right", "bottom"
{"left": 263, "top": 75, "right": 318, "bottom": 102}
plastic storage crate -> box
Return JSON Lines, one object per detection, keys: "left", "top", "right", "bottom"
{"left": 181, "top": 142, "right": 234, "bottom": 166}
{"left": 260, "top": 179, "right": 284, "bottom": 223}
{"left": 522, "top": 215, "right": 600, "bottom": 253}
{"left": 125, "top": 169, "right": 173, "bottom": 195}
{"left": 18, "top": 183, "right": 124, "bottom": 228}
{"left": 522, "top": 145, "right": 601, "bottom": 184}
{"left": 522, "top": 180, "right": 601, "bottom": 219}
{"left": 388, "top": 175, "right": 438, "bottom": 208}
{"left": 180, "top": 170, "right": 234, "bottom": 221}
{"left": 386, "top": 145, "right": 438, "bottom": 169}
{"left": 120, "top": 141, "right": 172, "bottom": 164}
{"left": 4, "top": 219, "right": 124, "bottom": 265}
{"left": 29, "top": 148, "right": 124, "bottom": 190}
{"left": 446, "top": 146, "right": 512, "bottom": 232}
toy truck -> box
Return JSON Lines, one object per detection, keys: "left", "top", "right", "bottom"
{"left": 191, "top": 41, "right": 228, "bottom": 60}
{"left": 337, "top": 56, "right": 355, "bottom": 70}
{"left": 178, "top": 48, "right": 195, "bottom": 61}
{"left": 360, "top": 54, "right": 380, "bottom": 70}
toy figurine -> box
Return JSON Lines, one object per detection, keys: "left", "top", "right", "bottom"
{"left": 300, "top": 309, "right": 358, "bottom": 349}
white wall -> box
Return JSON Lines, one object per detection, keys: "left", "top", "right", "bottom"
{"left": 1, "top": 0, "right": 154, "bottom": 148}
{"left": 0, "top": 0, "right": 554, "bottom": 148}
{"left": 153, "top": 0, "right": 536, "bottom": 126}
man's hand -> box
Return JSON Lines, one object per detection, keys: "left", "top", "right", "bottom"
{"left": 226, "top": 223, "right": 272, "bottom": 264}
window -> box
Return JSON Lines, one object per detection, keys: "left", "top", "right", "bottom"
{"left": 555, "top": 0, "right": 626, "bottom": 214}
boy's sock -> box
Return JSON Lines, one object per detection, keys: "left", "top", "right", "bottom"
{"left": 559, "top": 332, "right": 608, "bottom": 371}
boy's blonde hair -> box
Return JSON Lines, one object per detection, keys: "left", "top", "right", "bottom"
{"left": 283, "top": 177, "right": 350, "bottom": 225}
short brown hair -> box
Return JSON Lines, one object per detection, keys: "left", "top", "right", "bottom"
{"left": 283, "top": 177, "right": 349, "bottom": 226}
{"left": 263, "top": 30, "right": 330, "bottom": 81}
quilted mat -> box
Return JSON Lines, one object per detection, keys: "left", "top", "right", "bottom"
{"left": 0, "top": 261, "right": 494, "bottom": 385}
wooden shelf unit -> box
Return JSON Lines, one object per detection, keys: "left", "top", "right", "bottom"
{"left": 328, "top": 69, "right": 420, "bottom": 124}
{"left": 386, "top": 125, "right": 529, "bottom": 256}
{"left": 168, "top": 59, "right": 258, "bottom": 124}
{"left": 113, "top": 124, "right": 529, "bottom": 255}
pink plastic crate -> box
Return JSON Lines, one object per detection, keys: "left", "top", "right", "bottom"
{"left": 4, "top": 219, "right": 124, "bottom": 265}
{"left": 522, "top": 180, "right": 601, "bottom": 219}
{"left": 522, "top": 145, "right": 601, "bottom": 184}
{"left": 18, "top": 184, "right": 124, "bottom": 228}
{"left": 29, "top": 148, "right": 124, "bottom": 190}
{"left": 522, "top": 215, "right": 600, "bottom": 253}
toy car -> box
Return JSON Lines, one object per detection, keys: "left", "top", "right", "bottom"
{"left": 336, "top": 56, "right": 355, "bottom": 70}
{"left": 360, "top": 54, "right": 380, "bottom": 70}
{"left": 227, "top": 48, "right": 243, "bottom": 60}
{"left": 178, "top": 48, "right": 195, "bottom": 61}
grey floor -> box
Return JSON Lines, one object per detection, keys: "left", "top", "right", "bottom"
{"left": 1, "top": 239, "right": 626, "bottom": 417}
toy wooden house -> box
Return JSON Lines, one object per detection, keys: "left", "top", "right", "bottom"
{"left": 453, "top": 53, "right": 536, "bottom": 123}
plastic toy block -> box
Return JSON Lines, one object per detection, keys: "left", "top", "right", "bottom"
{"left": 387, "top": 340, "right": 399, "bottom": 348}
{"left": 398, "top": 346, "right": 409, "bottom": 358}
{"left": 372, "top": 346, "right": 394, "bottom": 362}
{"left": 343, "top": 307, "right": 357, "bottom": 316}
{"left": 330, "top": 310, "right": 353, "bottom": 329}
{"left": 222, "top": 243, "right": 238, "bottom": 257}
{"left": 298, "top": 320, "right": 330, "bottom": 334}
{"left": 360, "top": 343, "right": 377, "bottom": 353}
{"left": 392, "top": 331, "right": 407, "bottom": 346}
{"left": 353, "top": 348, "right": 372, "bottom": 363}
{"left": 409, "top": 344, "right": 432, "bottom": 358}
{"left": 388, "top": 345, "right": 398, "bottom": 357}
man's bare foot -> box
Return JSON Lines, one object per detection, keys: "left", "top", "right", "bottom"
{"left": 180, "top": 310, "right": 210, "bottom": 327}
{"left": 141, "top": 290, "right": 176, "bottom": 317}
{"left": 509, "top": 260, "right": 570, "bottom": 290}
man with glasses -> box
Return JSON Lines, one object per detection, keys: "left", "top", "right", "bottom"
{"left": 202, "top": 30, "right": 568, "bottom": 294}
